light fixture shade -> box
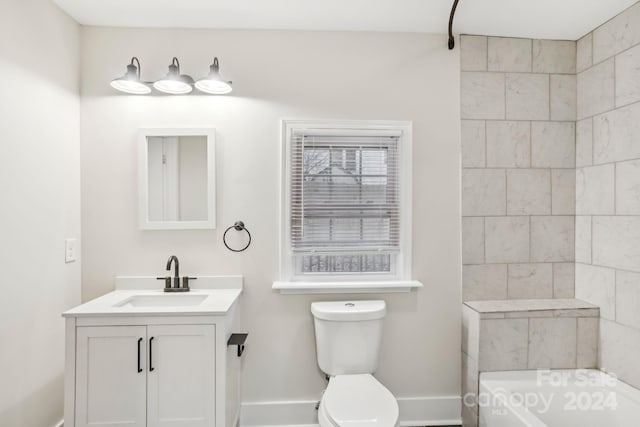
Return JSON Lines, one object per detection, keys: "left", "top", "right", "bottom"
{"left": 195, "top": 58, "right": 233, "bottom": 95}
{"left": 153, "top": 57, "right": 194, "bottom": 94}
{"left": 111, "top": 58, "right": 151, "bottom": 94}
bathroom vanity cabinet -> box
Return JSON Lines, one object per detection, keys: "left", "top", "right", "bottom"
{"left": 63, "top": 277, "right": 243, "bottom": 427}
{"left": 75, "top": 324, "right": 216, "bottom": 427}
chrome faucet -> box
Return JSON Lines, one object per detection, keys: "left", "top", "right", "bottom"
{"left": 157, "top": 255, "right": 195, "bottom": 292}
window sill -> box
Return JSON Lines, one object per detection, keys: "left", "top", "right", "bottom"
{"left": 272, "top": 280, "right": 423, "bottom": 295}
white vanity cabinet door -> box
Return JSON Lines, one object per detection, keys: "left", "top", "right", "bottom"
{"left": 147, "top": 324, "right": 216, "bottom": 427}
{"left": 75, "top": 326, "right": 147, "bottom": 427}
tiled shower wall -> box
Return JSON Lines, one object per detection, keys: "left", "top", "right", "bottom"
{"left": 461, "top": 36, "right": 577, "bottom": 301}
{"left": 574, "top": 2, "right": 640, "bottom": 389}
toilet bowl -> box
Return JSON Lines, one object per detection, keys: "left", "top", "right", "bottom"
{"left": 311, "top": 300, "right": 399, "bottom": 427}
{"left": 317, "top": 374, "right": 399, "bottom": 427}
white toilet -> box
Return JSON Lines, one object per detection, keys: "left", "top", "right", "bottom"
{"left": 311, "top": 300, "right": 399, "bottom": 427}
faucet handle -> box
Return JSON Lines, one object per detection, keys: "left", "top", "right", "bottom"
{"left": 156, "top": 276, "right": 171, "bottom": 290}
{"left": 182, "top": 276, "right": 197, "bottom": 291}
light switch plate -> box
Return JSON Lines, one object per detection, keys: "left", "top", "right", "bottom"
{"left": 65, "top": 238, "right": 77, "bottom": 263}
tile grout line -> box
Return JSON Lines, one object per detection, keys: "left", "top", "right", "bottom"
{"left": 587, "top": 35, "right": 640, "bottom": 74}
{"left": 576, "top": 71, "right": 640, "bottom": 122}
{"left": 466, "top": 154, "right": 640, "bottom": 169}
{"left": 462, "top": 214, "right": 629, "bottom": 218}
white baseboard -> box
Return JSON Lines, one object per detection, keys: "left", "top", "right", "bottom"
{"left": 397, "top": 396, "right": 461, "bottom": 426}
{"left": 240, "top": 396, "right": 461, "bottom": 427}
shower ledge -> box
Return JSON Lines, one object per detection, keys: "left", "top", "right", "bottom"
{"left": 464, "top": 298, "right": 599, "bottom": 319}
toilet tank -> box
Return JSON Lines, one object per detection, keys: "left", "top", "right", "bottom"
{"left": 311, "top": 300, "right": 386, "bottom": 376}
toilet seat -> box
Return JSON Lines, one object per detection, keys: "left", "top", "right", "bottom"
{"left": 320, "top": 374, "right": 399, "bottom": 427}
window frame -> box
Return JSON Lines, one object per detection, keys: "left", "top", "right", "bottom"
{"left": 279, "top": 119, "right": 413, "bottom": 283}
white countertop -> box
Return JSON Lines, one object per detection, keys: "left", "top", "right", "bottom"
{"left": 63, "top": 276, "right": 242, "bottom": 318}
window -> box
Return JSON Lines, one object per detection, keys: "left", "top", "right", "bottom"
{"left": 280, "top": 120, "right": 412, "bottom": 284}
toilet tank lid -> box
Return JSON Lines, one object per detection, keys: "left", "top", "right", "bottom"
{"left": 311, "top": 300, "right": 386, "bottom": 321}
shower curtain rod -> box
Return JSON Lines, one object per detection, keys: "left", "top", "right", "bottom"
{"left": 448, "top": 0, "right": 460, "bottom": 50}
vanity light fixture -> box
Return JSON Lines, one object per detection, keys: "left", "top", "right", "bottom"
{"left": 110, "top": 57, "right": 151, "bottom": 94}
{"left": 195, "top": 58, "right": 233, "bottom": 95}
{"left": 153, "top": 57, "right": 195, "bottom": 95}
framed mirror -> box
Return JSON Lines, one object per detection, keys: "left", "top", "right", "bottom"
{"left": 138, "top": 128, "right": 216, "bottom": 230}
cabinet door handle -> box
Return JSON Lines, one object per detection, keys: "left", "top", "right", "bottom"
{"left": 149, "top": 336, "right": 155, "bottom": 372}
{"left": 137, "top": 338, "right": 143, "bottom": 373}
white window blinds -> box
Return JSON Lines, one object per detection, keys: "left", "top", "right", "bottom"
{"left": 289, "top": 129, "right": 401, "bottom": 274}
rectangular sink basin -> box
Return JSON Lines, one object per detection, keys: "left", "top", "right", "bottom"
{"left": 115, "top": 294, "right": 208, "bottom": 308}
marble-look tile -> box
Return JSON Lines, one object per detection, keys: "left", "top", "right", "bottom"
{"left": 553, "top": 263, "right": 575, "bottom": 298}
{"left": 462, "top": 120, "right": 486, "bottom": 168}
{"left": 615, "top": 43, "right": 640, "bottom": 107}
{"left": 576, "top": 164, "right": 615, "bottom": 215}
{"left": 551, "top": 169, "right": 575, "bottom": 215}
{"left": 616, "top": 270, "right": 640, "bottom": 330}
{"left": 462, "top": 304, "right": 480, "bottom": 359}
{"left": 530, "top": 216, "right": 574, "bottom": 262}
{"left": 485, "top": 121, "right": 530, "bottom": 168}
{"left": 505, "top": 310, "right": 554, "bottom": 319}
{"left": 577, "top": 58, "right": 614, "bottom": 120}
{"left": 593, "top": 2, "right": 640, "bottom": 63}
{"left": 507, "top": 263, "right": 553, "bottom": 299}
{"left": 461, "top": 35, "right": 488, "bottom": 71}
{"left": 488, "top": 37, "right": 532, "bottom": 72}
{"left": 479, "top": 318, "right": 529, "bottom": 371}
{"left": 507, "top": 169, "right": 551, "bottom": 215}
{"left": 462, "top": 72, "right": 506, "bottom": 119}
{"left": 575, "top": 216, "right": 592, "bottom": 264}
{"left": 462, "top": 169, "right": 506, "bottom": 216}
{"left": 600, "top": 318, "right": 640, "bottom": 390}
{"left": 506, "top": 73, "right": 549, "bottom": 120}
{"left": 550, "top": 74, "right": 576, "bottom": 121}
{"left": 575, "top": 263, "right": 616, "bottom": 320}
{"left": 593, "top": 101, "right": 640, "bottom": 163}
{"left": 531, "top": 122, "right": 575, "bottom": 168}
{"left": 592, "top": 216, "right": 640, "bottom": 273}
{"left": 528, "top": 317, "right": 577, "bottom": 369}
{"left": 554, "top": 308, "right": 599, "bottom": 318}
{"left": 463, "top": 264, "right": 508, "bottom": 301}
{"left": 577, "top": 33, "right": 593, "bottom": 73}
{"left": 466, "top": 298, "right": 597, "bottom": 313}
{"left": 462, "top": 353, "right": 479, "bottom": 413}
{"left": 616, "top": 159, "right": 640, "bottom": 215}
{"left": 576, "top": 118, "right": 593, "bottom": 167}
{"left": 462, "top": 403, "right": 478, "bottom": 427}
{"left": 480, "top": 313, "right": 506, "bottom": 319}
{"left": 577, "top": 317, "right": 598, "bottom": 368}
{"left": 532, "top": 40, "right": 576, "bottom": 74}
{"left": 485, "top": 217, "right": 530, "bottom": 264}
{"left": 462, "top": 217, "right": 484, "bottom": 264}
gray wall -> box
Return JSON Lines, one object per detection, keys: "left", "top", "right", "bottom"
{"left": 575, "top": 1, "right": 640, "bottom": 390}
{"left": 460, "top": 35, "right": 577, "bottom": 301}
